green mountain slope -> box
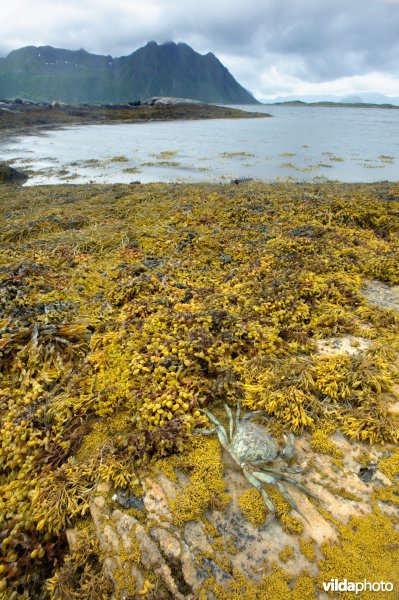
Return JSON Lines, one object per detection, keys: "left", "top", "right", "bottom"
{"left": 0, "top": 42, "right": 258, "bottom": 104}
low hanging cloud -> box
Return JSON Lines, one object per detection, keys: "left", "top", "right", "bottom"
{"left": 1, "top": 0, "right": 399, "bottom": 98}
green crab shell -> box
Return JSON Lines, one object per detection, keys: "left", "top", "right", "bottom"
{"left": 230, "top": 421, "right": 278, "bottom": 465}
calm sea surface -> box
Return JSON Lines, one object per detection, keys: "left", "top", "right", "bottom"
{"left": 1, "top": 105, "right": 399, "bottom": 185}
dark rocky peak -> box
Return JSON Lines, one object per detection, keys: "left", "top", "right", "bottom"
{"left": 0, "top": 41, "right": 259, "bottom": 104}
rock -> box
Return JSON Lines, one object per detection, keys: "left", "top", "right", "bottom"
{"left": 90, "top": 493, "right": 189, "bottom": 599}
{"left": 0, "top": 98, "right": 49, "bottom": 112}
{"left": 84, "top": 429, "right": 399, "bottom": 598}
{"left": 0, "top": 163, "right": 28, "bottom": 184}
{"left": 219, "top": 252, "right": 232, "bottom": 265}
{"left": 315, "top": 335, "right": 371, "bottom": 357}
{"left": 142, "top": 477, "right": 173, "bottom": 525}
{"left": 112, "top": 488, "right": 145, "bottom": 510}
{"left": 65, "top": 528, "right": 81, "bottom": 550}
{"left": 289, "top": 224, "right": 326, "bottom": 238}
{"left": 358, "top": 464, "right": 378, "bottom": 483}
{"left": 231, "top": 177, "right": 253, "bottom": 185}
{"left": 142, "top": 96, "right": 203, "bottom": 107}
{"left": 143, "top": 256, "right": 163, "bottom": 269}
{"left": 362, "top": 279, "right": 399, "bottom": 311}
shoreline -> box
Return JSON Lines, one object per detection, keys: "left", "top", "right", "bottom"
{"left": 0, "top": 101, "right": 269, "bottom": 141}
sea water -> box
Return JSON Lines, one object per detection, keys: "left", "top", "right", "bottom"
{"left": 1, "top": 105, "right": 398, "bottom": 185}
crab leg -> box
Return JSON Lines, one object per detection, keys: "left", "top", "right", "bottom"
{"left": 235, "top": 401, "right": 240, "bottom": 434}
{"left": 252, "top": 471, "right": 275, "bottom": 485}
{"left": 200, "top": 409, "right": 229, "bottom": 448}
{"left": 274, "top": 480, "right": 300, "bottom": 512}
{"left": 257, "top": 471, "right": 319, "bottom": 501}
{"left": 224, "top": 404, "right": 235, "bottom": 442}
{"left": 274, "top": 481, "right": 310, "bottom": 524}
{"left": 252, "top": 471, "right": 310, "bottom": 523}
{"left": 277, "top": 475, "right": 318, "bottom": 501}
{"left": 255, "top": 464, "right": 305, "bottom": 475}
{"left": 244, "top": 471, "right": 276, "bottom": 524}
{"left": 193, "top": 428, "right": 217, "bottom": 435}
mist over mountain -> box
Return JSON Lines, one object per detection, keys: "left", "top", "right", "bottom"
{"left": 0, "top": 41, "right": 258, "bottom": 104}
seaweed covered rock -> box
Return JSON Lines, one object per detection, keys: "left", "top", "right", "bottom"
{"left": 1, "top": 181, "right": 399, "bottom": 598}
{"left": 0, "top": 162, "right": 28, "bottom": 184}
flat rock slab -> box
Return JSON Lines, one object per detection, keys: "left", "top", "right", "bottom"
{"left": 87, "top": 431, "right": 397, "bottom": 599}
{"left": 362, "top": 279, "right": 399, "bottom": 311}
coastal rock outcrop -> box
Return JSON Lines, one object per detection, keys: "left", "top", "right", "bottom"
{"left": 83, "top": 430, "right": 395, "bottom": 599}
{"left": 142, "top": 97, "right": 203, "bottom": 107}
{"left": 0, "top": 162, "right": 28, "bottom": 184}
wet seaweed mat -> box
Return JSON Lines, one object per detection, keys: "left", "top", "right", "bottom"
{"left": 0, "top": 181, "right": 399, "bottom": 598}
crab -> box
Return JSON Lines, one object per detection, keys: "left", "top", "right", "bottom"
{"left": 199, "top": 403, "right": 317, "bottom": 524}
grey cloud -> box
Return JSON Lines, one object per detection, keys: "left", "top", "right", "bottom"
{"left": 1, "top": 0, "right": 399, "bottom": 95}
{"left": 171, "top": 0, "right": 399, "bottom": 81}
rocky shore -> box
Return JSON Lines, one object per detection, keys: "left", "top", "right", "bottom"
{"left": 0, "top": 180, "right": 398, "bottom": 598}
{"left": 0, "top": 97, "right": 269, "bottom": 139}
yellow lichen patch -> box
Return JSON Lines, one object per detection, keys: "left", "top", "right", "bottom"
{"left": 373, "top": 485, "right": 399, "bottom": 509}
{"left": 280, "top": 514, "right": 305, "bottom": 536}
{"left": 278, "top": 545, "right": 295, "bottom": 563}
{"left": 318, "top": 512, "right": 399, "bottom": 599}
{"left": 153, "top": 455, "right": 179, "bottom": 483}
{"left": 210, "top": 566, "right": 316, "bottom": 600}
{"left": 354, "top": 448, "right": 373, "bottom": 467}
{"left": 137, "top": 578, "right": 155, "bottom": 595}
{"left": 210, "top": 568, "right": 287, "bottom": 600}
{"left": 310, "top": 428, "right": 344, "bottom": 461}
{"left": 378, "top": 447, "right": 399, "bottom": 482}
{"left": 291, "top": 572, "right": 316, "bottom": 600}
{"left": 265, "top": 487, "right": 304, "bottom": 535}
{"left": 238, "top": 488, "right": 267, "bottom": 526}
{"left": 202, "top": 517, "right": 221, "bottom": 540}
{"left": 323, "top": 484, "right": 362, "bottom": 502}
{"left": 315, "top": 505, "right": 342, "bottom": 528}
{"left": 203, "top": 517, "right": 239, "bottom": 561}
{"left": 299, "top": 538, "right": 316, "bottom": 562}
{"left": 164, "top": 437, "right": 230, "bottom": 525}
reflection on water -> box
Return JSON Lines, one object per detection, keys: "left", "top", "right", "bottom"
{"left": 1, "top": 105, "right": 398, "bottom": 185}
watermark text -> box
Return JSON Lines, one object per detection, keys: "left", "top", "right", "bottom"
{"left": 322, "top": 579, "right": 393, "bottom": 594}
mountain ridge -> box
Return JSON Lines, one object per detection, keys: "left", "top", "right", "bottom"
{"left": 0, "top": 41, "right": 259, "bottom": 104}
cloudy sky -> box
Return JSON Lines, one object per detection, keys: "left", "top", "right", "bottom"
{"left": 1, "top": 0, "right": 399, "bottom": 101}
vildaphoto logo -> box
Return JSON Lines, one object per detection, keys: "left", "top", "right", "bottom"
{"left": 322, "top": 579, "right": 394, "bottom": 594}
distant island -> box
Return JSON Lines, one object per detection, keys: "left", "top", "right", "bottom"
{"left": 269, "top": 100, "right": 399, "bottom": 109}
{"left": 0, "top": 41, "right": 258, "bottom": 105}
